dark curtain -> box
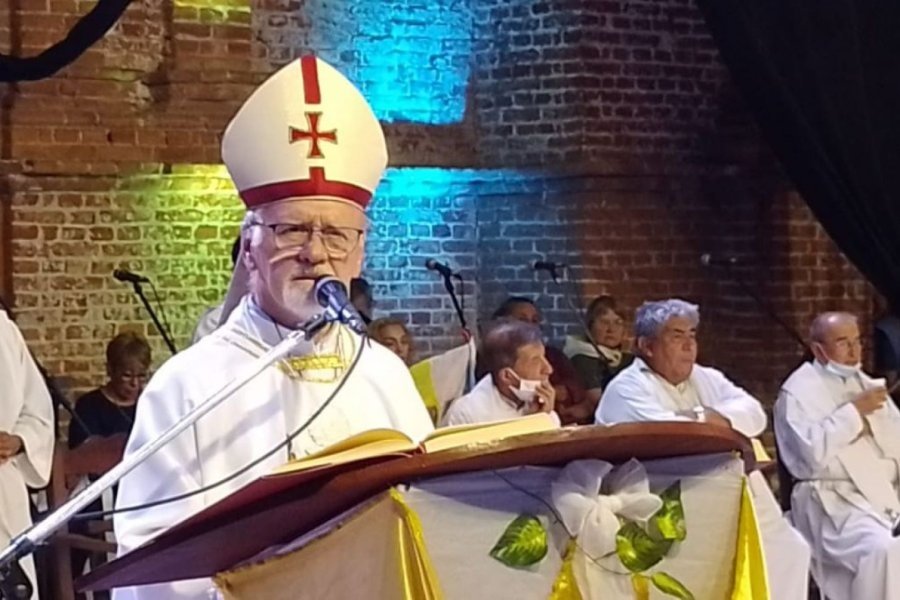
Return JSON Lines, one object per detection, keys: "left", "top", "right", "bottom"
{"left": 695, "top": 1, "right": 900, "bottom": 308}
{"left": 0, "top": 0, "right": 133, "bottom": 82}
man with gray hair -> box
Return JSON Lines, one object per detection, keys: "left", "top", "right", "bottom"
{"left": 776, "top": 311, "right": 900, "bottom": 599}
{"left": 112, "top": 57, "right": 433, "bottom": 600}
{"left": 441, "top": 318, "right": 559, "bottom": 427}
{"left": 597, "top": 298, "right": 810, "bottom": 600}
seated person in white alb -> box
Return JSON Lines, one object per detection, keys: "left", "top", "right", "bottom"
{"left": 776, "top": 311, "right": 900, "bottom": 600}
{"left": 441, "top": 318, "right": 560, "bottom": 427}
{"left": 596, "top": 298, "right": 810, "bottom": 600}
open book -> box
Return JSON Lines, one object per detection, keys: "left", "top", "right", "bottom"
{"left": 271, "top": 412, "right": 557, "bottom": 476}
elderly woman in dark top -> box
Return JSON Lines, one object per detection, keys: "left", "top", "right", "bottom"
{"left": 563, "top": 295, "right": 634, "bottom": 406}
{"left": 68, "top": 332, "right": 152, "bottom": 449}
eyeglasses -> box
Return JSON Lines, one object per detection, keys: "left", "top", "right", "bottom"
{"left": 115, "top": 371, "right": 149, "bottom": 383}
{"left": 252, "top": 223, "right": 364, "bottom": 257}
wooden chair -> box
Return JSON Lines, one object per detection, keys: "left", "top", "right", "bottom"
{"left": 44, "top": 435, "right": 126, "bottom": 600}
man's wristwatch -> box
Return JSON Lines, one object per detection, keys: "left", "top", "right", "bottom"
{"left": 693, "top": 406, "right": 707, "bottom": 423}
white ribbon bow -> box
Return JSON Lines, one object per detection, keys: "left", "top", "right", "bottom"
{"left": 551, "top": 458, "right": 662, "bottom": 561}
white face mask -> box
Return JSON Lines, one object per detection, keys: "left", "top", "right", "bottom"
{"left": 507, "top": 369, "right": 541, "bottom": 404}
{"left": 823, "top": 360, "right": 861, "bottom": 379}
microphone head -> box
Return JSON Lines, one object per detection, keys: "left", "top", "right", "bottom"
{"left": 113, "top": 269, "right": 148, "bottom": 283}
{"left": 425, "top": 258, "right": 438, "bottom": 270}
{"left": 314, "top": 276, "right": 347, "bottom": 309}
{"left": 699, "top": 253, "right": 712, "bottom": 267}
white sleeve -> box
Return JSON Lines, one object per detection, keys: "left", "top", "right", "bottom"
{"left": 440, "top": 396, "right": 473, "bottom": 427}
{"left": 773, "top": 387, "right": 863, "bottom": 478}
{"left": 5, "top": 315, "right": 54, "bottom": 488}
{"left": 596, "top": 376, "right": 691, "bottom": 425}
{"left": 703, "top": 368, "right": 767, "bottom": 438}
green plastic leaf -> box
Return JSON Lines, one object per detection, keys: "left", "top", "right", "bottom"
{"left": 615, "top": 521, "right": 672, "bottom": 573}
{"left": 631, "top": 573, "right": 651, "bottom": 600}
{"left": 651, "top": 572, "right": 695, "bottom": 600}
{"left": 489, "top": 514, "right": 548, "bottom": 568}
{"left": 650, "top": 481, "right": 687, "bottom": 542}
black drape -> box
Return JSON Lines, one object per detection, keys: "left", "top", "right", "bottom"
{"left": 0, "top": 0, "right": 133, "bottom": 82}
{"left": 696, "top": 1, "right": 900, "bottom": 308}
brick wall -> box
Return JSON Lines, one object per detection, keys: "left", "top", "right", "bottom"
{"left": 6, "top": 165, "right": 242, "bottom": 393}
{"left": 0, "top": 0, "right": 879, "bottom": 418}
{"left": 472, "top": 0, "right": 748, "bottom": 167}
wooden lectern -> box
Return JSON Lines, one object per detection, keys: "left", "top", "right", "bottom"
{"left": 77, "top": 423, "right": 756, "bottom": 598}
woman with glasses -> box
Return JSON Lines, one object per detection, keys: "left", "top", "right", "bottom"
{"left": 563, "top": 295, "right": 635, "bottom": 408}
{"left": 67, "top": 332, "right": 151, "bottom": 592}
{"left": 68, "top": 332, "right": 151, "bottom": 449}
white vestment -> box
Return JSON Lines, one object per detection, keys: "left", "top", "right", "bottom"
{"left": 598, "top": 358, "right": 810, "bottom": 599}
{"left": 113, "top": 296, "right": 434, "bottom": 600}
{"left": 440, "top": 374, "right": 561, "bottom": 427}
{"left": 190, "top": 303, "right": 224, "bottom": 345}
{"left": 776, "top": 361, "right": 900, "bottom": 599}
{"left": 0, "top": 311, "right": 54, "bottom": 599}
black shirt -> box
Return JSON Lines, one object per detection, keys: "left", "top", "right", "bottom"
{"left": 67, "top": 388, "right": 136, "bottom": 449}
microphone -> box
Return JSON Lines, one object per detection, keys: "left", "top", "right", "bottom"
{"left": 113, "top": 269, "right": 149, "bottom": 284}
{"left": 425, "top": 258, "right": 456, "bottom": 278}
{"left": 532, "top": 260, "right": 566, "bottom": 273}
{"left": 315, "top": 277, "right": 367, "bottom": 334}
{"left": 699, "top": 254, "right": 740, "bottom": 268}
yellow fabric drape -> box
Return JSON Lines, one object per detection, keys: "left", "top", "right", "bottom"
{"left": 390, "top": 488, "right": 444, "bottom": 600}
{"left": 214, "top": 490, "right": 443, "bottom": 599}
{"left": 548, "top": 539, "right": 584, "bottom": 600}
{"left": 409, "top": 360, "right": 440, "bottom": 423}
{"left": 729, "top": 477, "right": 770, "bottom": 600}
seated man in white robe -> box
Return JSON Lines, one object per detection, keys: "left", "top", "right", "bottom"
{"left": 112, "top": 57, "right": 434, "bottom": 600}
{"left": 776, "top": 311, "right": 900, "bottom": 599}
{"left": 0, "top": 309, "right": 54, "bottom": 598}
{"left": 441, "top": 318, "right": 560, "bottom": 427}
{"left": 597, "top": 298, "right": 810, "bottom": 599}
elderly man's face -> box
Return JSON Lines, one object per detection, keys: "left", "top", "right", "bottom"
{"left": 510, "top": 341, "right": 554, "bottom": 381}
{"left": 244, "top": 199, "right": 367, "bottom": 327}
{"left": 639, "top": 316, "right": 698, "bottom": 385}
{"left": 813, "top": 317, "right": 862, "bottom": 366}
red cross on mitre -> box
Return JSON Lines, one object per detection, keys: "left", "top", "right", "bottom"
{"left": 288, "top": 112, "right": 338, "bottom": 159}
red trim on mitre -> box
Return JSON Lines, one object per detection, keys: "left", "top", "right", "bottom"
{"left": 300, "top": 56, "right": 321, "bottom": 105}
{"left": 239, "top": 167, "right": 371, "bottom": 209}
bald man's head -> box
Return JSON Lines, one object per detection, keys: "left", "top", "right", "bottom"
{"left": 810, "top": 312, "right": 862, "bottom": 367}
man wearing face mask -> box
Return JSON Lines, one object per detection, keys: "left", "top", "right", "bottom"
{"left": 776, "top": 312, "right": 900, "bottom": 599}
{"left": 597, "top": 298, "right": 811, "bottom": 600}
{"left": 112, "top": 57, "right": 433, "bottom": 600}
{"left": 440, "top": 318, "right": 560, "bottom": 427}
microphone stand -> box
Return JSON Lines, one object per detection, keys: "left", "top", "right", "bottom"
{"left": 0, "top": 311, "right": 336, "bottom": 599}
{"left": 540, "top": 266, "right": 608, "bottom": 358}
{"left": 126, "top": 280, "right": 177, "bottom": 356}
{"left": 440, "top": 271, "right": 469, "bottom": 336}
